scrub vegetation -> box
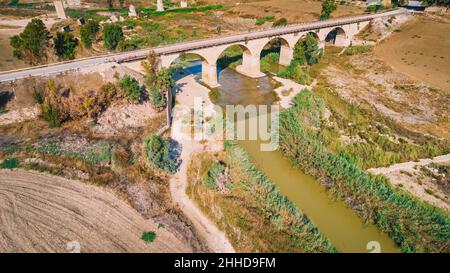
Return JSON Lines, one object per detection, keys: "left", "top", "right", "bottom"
{"left": 187, "top": 144, "right": 336, "bottom": 253}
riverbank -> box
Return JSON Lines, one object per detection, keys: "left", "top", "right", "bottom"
{"left": 369, "top": 154, "right": 450, "bottom": 211}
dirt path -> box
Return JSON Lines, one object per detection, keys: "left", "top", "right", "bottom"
{"left": 0, "top": 169, "right": 192, "bottom": 253}
{"left": 169, "top": 74, "right": 235, "bottom": 253}
{"left": 368, "top": 154, "right": 450, "bottom": 210}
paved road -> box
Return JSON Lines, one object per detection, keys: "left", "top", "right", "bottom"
{"left": 0, "top": 9, "right": 407, "bottom": 82}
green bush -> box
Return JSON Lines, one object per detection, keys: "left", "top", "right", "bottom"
{"left": 202, "top": 161, "right": 226, "bottom": 189}
{"left": 54, "top": 32, "right": 78, "bottom": 60}
{"left": 41, "top": 101, "right": 61, "bottom": 128}
{"left": 150, "top": 86, "right": 166, "bottom": 110}
{"left": 32, "top": 88, "right": 43, "bottom": 104}
{"left": 277, "top": 63, "right": 312, "bottom": 85}
{"left": 119, "top": 75, "right": 141, "bottom": 102}
{"left": 320, "top": 0, "right": 337, "bottom": 20}
{"left": 144, "top": 134, "right": 177, "bottom": 173}
{"left": 102, "top": 23, "right": 123, "bottom": 50}
{"left": 272, "top": 18, "right": 287, "bottom": 27}
{"left": 141, "top": 231, "right": 156, "bottom": 243}
{"left": 80, "top": 20, "right": 99, "bottom": 49}
{"left": 0, "top": 157, "right": 19, "bottom": 169}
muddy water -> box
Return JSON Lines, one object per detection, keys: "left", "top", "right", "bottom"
{"left": 214, "top": 67, "right": 400, "bottom": 253}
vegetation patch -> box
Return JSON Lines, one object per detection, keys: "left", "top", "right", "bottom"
{"left": 141, "top": 231, "right": 156, "bottom": 243}
{"left": 278, "top": 90, "right": 450, "bottom": 252}
{"left": 0, "top": 157, "right": 19, "bottom": 169}
{"left": 186, "top": 146, "right": 336, "bottom": 253}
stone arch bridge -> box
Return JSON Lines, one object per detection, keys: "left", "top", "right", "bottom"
{"left": 0, "top": 9, "right": 408, "bottom": 84}
{"left": 150, "top": 9, "right": 406, "bottom": 88}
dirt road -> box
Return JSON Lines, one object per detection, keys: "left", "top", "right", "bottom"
{"left": 169, "top": 74, "right": 235, "bottom": 253}
{"left": 0, "top": 169, "right": 192, "bottom": 253}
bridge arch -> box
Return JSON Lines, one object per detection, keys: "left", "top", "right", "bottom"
{"left": 325, "top": 27, "right": 348, "bottom": 46}
{"left": 257, "top": 37, "right": 294, "bottom": 67}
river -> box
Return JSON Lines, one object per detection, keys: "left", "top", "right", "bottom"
{"left": 181, "top": 62, "right": 400, "bottom": 253}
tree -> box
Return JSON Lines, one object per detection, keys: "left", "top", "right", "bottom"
{"left": 320, "top": 0, "right": 337, "bottom": 20}
{"left": 142, "top": 51, "right": 160, "bottom": 87}
{"left": 119, "top": 75, "right": 141, "bottom": 102}
{"left": 10, "top": 18, "right": 51, "bottom": 65}
{"left": 303, "top": 33, "right": 323, "bottom": 65}
{"left": 80, "top": 20, "right": 99, "bottom": 49}
{"left": 54, "top": 32, "right": 78, "bottom": 60}
{"left": 150, "top": 86, "right": 166, "bottom": 110}
{"left": 103, "top": 24, "right": 123, "bottom": 50}
{"left": 144, "top": 134, "right": 177, "bottom": 173}
{"left": 293, "top": 41, "right": 307, "bottom": 65}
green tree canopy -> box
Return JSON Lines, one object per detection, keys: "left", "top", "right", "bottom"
{"left": 54, "top": 32, "right": 78, "bottom": 60}
{"left": 80, "top": 20, "right": 99, "bottom": 49}
{"left": 10, "top": 18, "right": 51, "bottom": 65}
{"left": 320, "top": 0, "right": 337, "bottom": 20}
{"left": 119, "top": 75, "right": 141, "bottom": 102}
{"left": 303, "top": 33, "right": 323, "bottom": 65}
{"left": 144, "top": 134, "right": 177, "bottom": 173}
{"left": 103, "top": 23, "right": 123, "bottom": 50}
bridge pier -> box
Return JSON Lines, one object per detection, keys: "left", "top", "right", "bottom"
{"left": 201, "top": 62, "right": 219, "bottom": 88}
{"left": 279, "top": 45, "right": 294, "bottom": 67}
{"left": 236, "top": 52, "right": 265, "bottom": 78}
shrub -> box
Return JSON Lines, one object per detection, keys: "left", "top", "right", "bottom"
{"left": 119, "top": 75, "right": 141, "bottom": 102}
{"left": 202, "top": 161, "right": 226, "bottom": 189}
{"left": 144, "top": 134, "right": 177, "bottom": 173}
{"left": 320, "top": 0, "right": 337, "bottom": 20}
{"left": 0, "top": 157, "right": 19, "bottom": 169}
{"left": 54, "top": 32, "right": 78, "bottom": 60}
{"left": 80, "top": 20, "right": 99, "bottom": 49}
{"left": 150, "top": 86, "right": 166, "bottom": 110}
{"left": 141, "top": 231, "right": 156, "bottom": 243}
{"left": 102, "top": 23, "right": 123, "bottom": 50}
{"left": 272, "top": 18, "right": 287, "bottom": 27}
{"left": 277, "top": 64, "right": 312, "bottom": 85}
{"left": 32, "top": 88, "right": 43, "bottom": 104}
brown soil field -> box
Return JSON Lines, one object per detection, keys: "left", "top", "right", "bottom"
{"left": 374, "top": 15, "right": 450, "bottom": 92}
{"left": 222, "top": 0, "right": 366, "bottom": 23}
{"left": 0, "top": 169, "right": 192, "bottom": 253}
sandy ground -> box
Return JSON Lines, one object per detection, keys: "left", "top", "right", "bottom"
{"left": 0, "top": 106, "right": 38, "bottom": 126}
{"left": 272, "top": 76, "right": 313, "bottom": 108}
{"left": 368, "top": 154, "right": 450, "bottom": 211}
{"left": 169, "top": 73, "right": 235, "bottom": 253}
{"left": 0, "top": 169, "right": 192, "bottom": 253}
{"left": 374, "top": 15, "right": 450, "bottom": 92}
